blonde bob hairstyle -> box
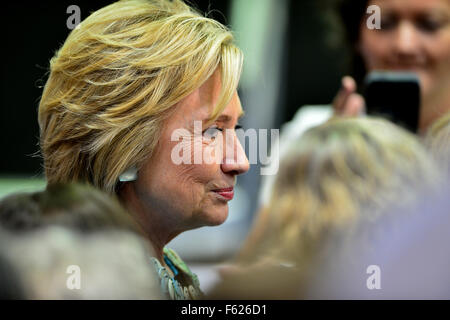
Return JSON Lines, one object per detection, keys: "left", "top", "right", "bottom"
{"left": 38, "top": 0, "right": 243, "bottom": 194}
{"left": 239, "top": 117, "right": 438, "bottom": 268}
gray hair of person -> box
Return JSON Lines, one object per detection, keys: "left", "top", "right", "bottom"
{"left": 0, "top": 183, "right": 140, "bottom": 234}
{"left": 0, "top": 226, "right": 163, "bottom": 299}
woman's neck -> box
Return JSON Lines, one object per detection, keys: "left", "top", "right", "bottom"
{"left": 118, "top": 182, "right": 181, "bottom": 265}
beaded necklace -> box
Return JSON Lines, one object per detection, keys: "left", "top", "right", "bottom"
{"left": 150, "top": 248, "right": 202, "bottom": 300}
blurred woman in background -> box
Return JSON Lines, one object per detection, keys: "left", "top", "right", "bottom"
{"left": 333, "top": 0, "right": 450, "bottom": 130}
{"left": 259, "top": 0, "right": 450, "bottom": 208}
{"left": 38, "top": 0, "right": 249, "bottom": 299}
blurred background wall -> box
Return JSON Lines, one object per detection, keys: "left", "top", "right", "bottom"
{"left": 0, "top": 0, "right": 350, "bottom": 261}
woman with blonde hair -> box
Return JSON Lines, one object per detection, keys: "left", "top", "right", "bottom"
{"left": 38, "top": 0, "right": 249, "bottom": 299}
{"left": 214, "top": 117, "right": 438, "bottom": 299}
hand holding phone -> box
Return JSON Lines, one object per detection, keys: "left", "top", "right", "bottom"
{"left": 332, "top": 76, "right": 365, "bottom": 117}
{"left": 363, "top": 71, "right": 421, "bottom": 133}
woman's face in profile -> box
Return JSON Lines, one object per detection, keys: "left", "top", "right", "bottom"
{"left": 359, "top": 0, "right": 450, "bottom": 98}
{"left": 132, "top": 70, "right": 249, "bottom": 231}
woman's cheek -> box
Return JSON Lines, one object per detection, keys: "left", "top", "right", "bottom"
{"left": 422, "top": 37, "right": 450, "bottom": 94}
{"left": 202, "top": 139, "right": 224, "bottom": 165}
{"left": 359, "top": 27, "right": 393, "bottom": 68}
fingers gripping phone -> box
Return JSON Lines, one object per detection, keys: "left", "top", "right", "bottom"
{"left": 363, "top": 71, "right": 421, "bottom": 133}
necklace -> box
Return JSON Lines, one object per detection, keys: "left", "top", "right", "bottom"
{"left": 150, "top": 250, "right": 202, "bottom": 300}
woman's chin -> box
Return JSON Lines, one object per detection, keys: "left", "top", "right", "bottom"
{"left": 202, "top": 205, "right": 229, "bottom": 226}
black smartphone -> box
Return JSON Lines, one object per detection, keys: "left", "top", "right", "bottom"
{"left": 363, "top": 71, "right": 421, "bottom": 133}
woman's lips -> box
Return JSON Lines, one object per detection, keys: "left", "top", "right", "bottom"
{"left": 384, "top": 62, "right": 426, "bottom": 71}
{"left": 213, "top": 187, "right": 234, "bottom": 200}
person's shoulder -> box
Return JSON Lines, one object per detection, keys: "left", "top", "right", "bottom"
{"left": 282, "top": 105, "right": 333, "bottom": 140}
{"left": 278, "top": 104, "right": 333, "bottom": 155}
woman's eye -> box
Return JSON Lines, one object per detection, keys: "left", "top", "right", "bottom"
{"left": 416, "top": 18, "right": 446, "bottom": 33}
{"left": 380, "top": 15, "right": 397, "bottom": 31}
{"left": 202, "top": 126, "right": 223, "bottom": 140}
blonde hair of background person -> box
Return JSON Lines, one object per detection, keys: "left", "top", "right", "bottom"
{"left": 38, "top": 0, "right": 243, "bottom": 194}
{"left": 226, "top": 117, "right": 439, "bottom": 298}
{"left": 424, "top": 112, "right": 450, "bottom": 177}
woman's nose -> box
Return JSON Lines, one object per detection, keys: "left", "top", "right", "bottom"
{"left": 393, "top": 21, "right": 421, "bottom": 58}
{"left": 220, "top": 132, "right": 250, "bottom": 175}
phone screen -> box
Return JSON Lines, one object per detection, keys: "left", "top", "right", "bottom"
{"left": 363, "top": 71, "right": 421, "bottom": 133}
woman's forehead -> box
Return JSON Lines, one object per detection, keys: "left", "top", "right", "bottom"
{"left": 174, "top": 73, "right": 241, "bottom": 124}
{"left": 199, "top": 70, "right": 222, "bottom": 102}
{"left": 177, "top": 91, "right": 242, "bottom": 125}
{"left": 371, "top": 0, "right": 450, "bottom": 13}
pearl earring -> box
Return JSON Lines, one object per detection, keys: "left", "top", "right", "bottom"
{"left": 119, "top": 166, "right": 138, "bottom": 182}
